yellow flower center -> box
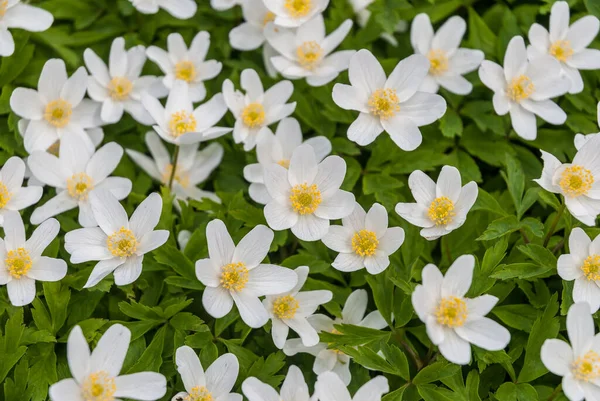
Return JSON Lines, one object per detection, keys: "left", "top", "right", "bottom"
{"left": 351, "top": 230, "right": 379, "bottom": 257}
{"left": 550, "top": 40, "right": 574, "bottom": 62}
{"left": 82, "top": 371, "right": 116, "bottom": 401}
{"left": 106, "top": 227, "right": 138, "bottom": 258}
{"left": 435, "top": 296, "right": 467, "bottom": 328}
{"left": 284, "top": 0, "right": 311, "bottom": 17}
{"left": 506, "top": 75, "right": 534, "bottom": 103}
{"left": 67, "top": 172, "right": 94, "bottom": 201}
{"left": 428, "top": 196, "right": 455, "bottom": 226}
{"left": 220, "top": 262, "right": 249, "bottom": 292}
{"left": 5, "top": 248, "right": 32, "bottom": 279}
{"left": 161, "top": 164, "right": 190, "bottom": 188}
{"left": 572, "top": 351, "right": 600, "bottom": 382}
{"left": 582, "top": 255, "right": 600, "bottom": 281}
{"left": 296, "top": 41, "right": 323, "bottom": 70}
{"left": 0, "top": 181, "right": 11, "bottom": 208}
{"left": 290, "top": 183, "right": 321, "bottom": 215}
{"left": 427, "top": 49, "right": 448, "bottom": 76}
{"left": 263, "top": 11, "right": 276, "bottom": 26}
{"left": 175, "top": 61, "right": 197, "bottom": 83}
{"left": 368, "top": 88, "right": 400, "bottom": 120}
{"left": 559, "top": 165, "right": 594, "bottom": 198}
{"left": 272, "top": 294, "right": 300, "bottom": 319}
{"left": 169, "top": 111, "right": 197, "bottom": 138}
{"left": 277, "top": 159, "right": 290, "bottom": 168}
{"left": 241, "top": 103, "right": 265, "bottom": 128}
{"left": 44, "top": 99, "right": 72, "bottom": 128}
{"left": 0, "top": 1, "right": 8, "bottom": 17}
{"left": 184, "top": 386, "right": 213, "bottom": 401}
{"left": 107, "top": 77, "right": 133, "bottom": 101}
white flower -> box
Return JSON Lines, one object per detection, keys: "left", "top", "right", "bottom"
{"left": 349, "top": 0, "right": 406, "bottom": 46}
{"left": 17, "top": 119, "right": 105, "bottom": 153}
{"left": 332, "top": 49, "right": 446, "bottom": 150}
{"left": 146, "top": 31, "right": 222, "bottom": 102}
{"left": 395, "top": 165, "right": 477, "bottom": 241}
{"left": 65, "top": 191, "right": 170, "bottom": 288}
{"left": 263, "top": 144, "right": 355, "bottom": 241}
{"left": 177, "top": 230, "right": 191, "bottom": 250}
{"left": 528, "top": 1, "right": 600, "bottom": 94}
{"left": 558, "top": 228, "right": 600, "bottom": 312}
{"left": 478, "top": 36, "right": 570, "bottom": 140}
{"left": 129, "top": 0, "right": 197, "bottom": 19}
{"left": 283, "top": 289, "right": 387, "bottom": 385}
{"left": 323, "top": 203, "right": 404, "bottom": 274}
{"left": 0, "top": 157, "right": 42, "bottom": 224}
{"left": 0, "top": 211, "right": 66, "bottom": 306}
{"left": 126, "top": 131, "right": 223, "bottom": 204}
{"left": 315, "top": 372, "right": 389, "bottom": 401}
{"left": 534, "top": 135, "right": 600, "bottom": 226}
{"left": 0, "top": 0, "right": 53, "bottom": 57}
{"left": 222, "top": 68, "right": 296, "bottom": 150}
{"left": 49, "top": 324, "right": 167, "bottom": 401}
{"left": 541, "top": 303, "right": 600, "bottom": 401}
{"left": 10, "top": 58, "right": 102, "bottom": 153}
{"left": 84, "top": 37, "right": 165, "bottom": 125}
{"left": 172, "top": 346, "right": 240, "bottom": 401}
{"left": 410, "top": 14, "right": 484, "bottom": 95}
{"left": 265, "top": 15, "right": 355, "bottom": 86}
{"left": 211, "top": 0, "right": 242, "bottom": 11}
{"left": 264, "top": 266, "right": 332, "bottom": 349}
{"left": 243, "top": 117, "right": 331, "bottom": 204}
{"left": 195, "top": 219, "right": 297, "bottom": 328}
{"left": 412, "top": 255, "right": 511, "bottom": 365}
{"left": 573, "top": 101, "right": 600, "bottom": 150}
{"left": 142, "top": 80, "right": 231, "bottom": 145}
{"left": 28, "top": 132, "right": 131, "bottom": 227}
{"left": 242, "top": 366, "right": 310, "bottom": 401}
{"left": 262, "top": 0, "right": 329, "bottom": 28}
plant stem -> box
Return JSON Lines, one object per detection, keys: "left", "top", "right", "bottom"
{"left": 543, "top": 203, "right": 565, "bottom": 247}
{"left": 168, "top": 145, "right": 180, "bottom": 190}
{"left": 547, "top": 383, "right": 562, "bottom": 401}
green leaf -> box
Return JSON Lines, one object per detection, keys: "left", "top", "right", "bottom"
{"left": 468, "top": 8, "right": 498, "bottom": 59}
{"left": 477, "top": 216, "right": 520, "bottom": 241}
{"left": 502, "top": 153, "right": 525, "bottom": 210}
{"left": 585, "top": 0, "right": 600, "bottom": 18}
{"left": 440, "top": 109, "right": 463, "bottom": 138}
{"left": 471, "top": 188, "right": 509, "bottom": 216}
{"left": 413, "top": 362, "right": 460, "bottom": 385}
{"left": 126, "top": 325, "right": 166, "bottom": 373}
{"left": 154, "top": 244, "right": 197, "bottom": 281}
{"left": 492, "top": 304, "right": 539, "bottom": 332}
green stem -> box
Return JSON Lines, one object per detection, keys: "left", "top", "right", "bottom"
{"left": 168, "top": 145, "right": 180, "bottom": 190}
{"left": 543, "top": 203, "right": 566, "bottom": 247}
{"left": 547, "top": 383, "right": 562, "bottom": 401}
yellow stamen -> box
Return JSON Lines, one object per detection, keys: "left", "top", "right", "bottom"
{"left": 277, "top": 159, "right": 290, "bottom": 169}
{"left": 175, "top": 61, "right": 197, "bottom": 83}
{"left": 582, "top": 255, "right": 600, "bottom": 281}
{"left": 351, "top": 230, "right": 378, "bottom": 257}
{"left": 0, "top": 181, "right": 11, "bottom": 208}
{"left": 82, "top": 371, "right": 116, "bottom": 401}
{"left": 0, "top": 1, "right": 8, "bottom": 17}
{"left": 44, "top": 99, "right": 72, "bottom": 128}
{"left": 161, "top": 164, "right": 190, "bottom": 188}
{"left": 427, "top": 49, "right": 449, "bottom": 76}
{"left": 290, "top": 183, "right": 321, "bottom": 215}
{"left": 272, "top": 294, "right": 299, "bottom": 319}
{"left": 220, "top": 262, "right": 249, "bottom": 292}
{"left": 106, "top": 227, "right": 138, "bottom": 258}
{"left": 435, "top": 296, "right": 467, "bottom": 328}
{"left": 67, "top": 172, "right": 94, "bottom": 201}
{"left": 550, "top": 40, "right": 574, "bottom": 62}
{"left": 284, "top": 0, "right": 311, "bottom": 18}
{"left": 368, "top": 88, "right": 400, "bottom": 120}
{"left": 169, "top": 111, "right": 197, "bottom": 138}
{"left": 241, "top": 103, "right": 265, "bottom": 128}
{"left": 185, "top": 386, "right": 213, "bottom": 401}
{"left": 107, "top": 77, "right": 133, "bottom": 101}
{"left": 263, "top": 11, "right": 276, "bottom": 26}
{"left": 572, "top": 351, "right": 600, "bottom": 381}
{"left": 5, "top": 248, "right": 32, "bottom": 279}
{"left": 428, "top": 196, "right": 455, "bottom": 226}
{"left": 506, "top": 75, "right": 534, "bottom": 103}
{"left": 559, "top": 165, "right": 594, "bottom": 198}
{"left": 296, "top": 41, "right": 323, "bottom": 70}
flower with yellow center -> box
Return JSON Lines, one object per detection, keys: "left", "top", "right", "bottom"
{"left": 220, "top": 262, "right": 249, "bottom": 292}
{"left": 572, "top": 351, "right": 600, "bottom": 382}
{"left": 428, "top": 196, "right": 455, "bottom": 226}
{"left": 44, "top": 99, "right": 72, "bottom": 128}
{"left": 241, "top": 103, "right": 266, "bottom": 128}
{"left": 427, "top": 49, "right": 449, "bottom": 76}
{"left": 351, "top": 230, "right": 378, "bottom": 257}
{"left": 368, "top": 88, "right": 400, "bottom": 120}
{"left": 289, "top": 183, "right": 322, "bottom": 215}
{"left": 0, "top": 181, "right": 11, "bottom": 209}
{"left": 5, "top": 248, "right": 32, "bottom": 279}
{"left": 185, "top": 386, "right": 213, "bottom": 401}
{"left": 559, "top": 165, "right": 594, "bottom": 198}
{"left": 81, "top": 371, "right": 116, "bottom": 401}
{"left": 435, "top": 296, "right": 467, "bottom": 328}
{"left": 284, "top": 0, "right": 311, "bottom": 17}
{"left": 106, "top": 227, "right": 138, "bottom": 258}
{"left": 67, "top": 173, "right": 94, "bottom": 201}
{"left": 582, "top": 255, "right": 600, "bottom": 281}
{"left": 272, "top": 295, "right": 299, "bottom": 319}
{"left": 107, "top": 77, "right": 133, "bottom": 101}
{"left": 169, "top": 111, "right": 197, "bottom": 138}
{"left": 296, "top": 41, "right": 323, "bottom": 70}
{"left": 506, "top": 75, "right": 535, "bottom": 103}
{"left": 175, "top": 61, "right": 197, "bottom": 83}
{"left": 549, "top": 40, "right": 574, "bottom": 62}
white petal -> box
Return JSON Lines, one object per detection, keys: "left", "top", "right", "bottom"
{"left": 90, "top": 323, "right": 130, "bottom": 376}
{"left": 348, "top": 49, "right": 386, "bottom": 95}
{"left": 242, "top": 377, "right": 280, "bottom": 401}
{"left": 67, "top": 326, "right": 91, "bottom": 384}
{"left": 83, "top": 258, "right": 123, "bottom": 288}
{"left": 455, "top": 317, "right": 510, "bottom": 351}
{"left": 347, "top": 112, "right": 384, "bottom": 146}
{"left": 7, "top": 276, "right": 36, "bottom": 306}
{"left": 332, "top": 252, "right": 364, "bottom": 272}
{"left": 10, "top": 88, "right": 44, "bottom": 120}
{"left": 436, "top": 165, "right": 462, "bottom": 203}
{"left": 232, "top": 225, "right": 273, "bottom": 269}
{"left": 566, "top": 16, "right": 600, "bottom": 52}
{"left": 431, "top": 16, "right": 465, "bottom": 51}
{"left": 573, "top": 279, "right": 600, "bottom": 313}
{"left": 397, "top": 92, "right": 447, "bottom": 126}
{"left": 206, "top": 219, "right": 234, "bottom": 267}
{"left": 114, "top": 372, "right": 166, "bottom": 400}
{"left": 438, "top": 328, "right": 471, "bottom": 365}
{"left": 113, "top": 255, "right": 143, "bottom": 286}
{"left": 322, "top": 225, "right": 353, "bottom": 253}
{"left": 232, "top": 291, "right": 269, "bottom": 328}
{"left": 129, "top": 193, "right": 162, "bottom": 238}
{"left": 464, "top": 294, "right": 498, "bottom": 319}
{"left": 4, "top": 211, "right": 25, "bottom": 250}
{"left": 353, "top": 376, "right": 390, "bottom": 401}
{"left": 509, "top": 104, "right": 537, "bottom": 140}
{"left": 381, "top": 116, "right": 422, "bottom": 151}
{"left": 503, "top": 36, "right": 528, "bottom": 81}
{"left": 385, "top": 54, "right": 430, "bottom": 102}
{"left": 89, "top": 190, "right": 129, "bottom": 235}
{"left": 478, "top": 61, "right": 506, "bottom": 92}
{"left": 332, "top": 83, "right": 368, "bottom": 113}
{"left": 26, "top": 257, "right": 66, "bottom": 282}
{"left": 410, "top": 13, "right": 434, "bottom": 54}
{"left": 564, "top": 376, "right": 585, "bottom": 401}
{"left": 540, "top": 338, "right": 573, "bottom": 376}
{"left": 441, "top": 254, "right": 474, "bottom": 298}
{"left": 378, "top": 227, "right": 405, "bottom": 254}
{"left": 315, "top": 371, "right": 352, "bottom": 401}
{"left": 292, "top": 214, "right": 329, "bottom": 241}
{"left": 48, "top": 379, "right": 83, "bottom": 401}
{"left": 288, "top": 144, "right": 318, "bottom": 186}
{"left": 202, "top": 286, "right": 234, "bottom": 318}
{"left": 342, "top": 289, "right": 367, "bottom": 324}
{"left": 30, "top": 191, "right": 78, "bottom": 225}
{"left": 246, "top": 264, "right": 297, "bottom": 295}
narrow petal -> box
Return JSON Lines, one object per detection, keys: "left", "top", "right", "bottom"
{"left": 114, "top": 372, "right": 167, "bottom": 400}
{"left": 245, "top": 264, "right": 297, "bottom": 295}
{"left": 90, "top": 323, "right": 131, "bottom": 376}
{"left": 232, "top": 225, "right": 273, "bottom": 269}
{"left": 540, "top": 339, "right": 573, "bottom": 376}
{"left": 202, "top": 286, "right": 234, "bottom": 318}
